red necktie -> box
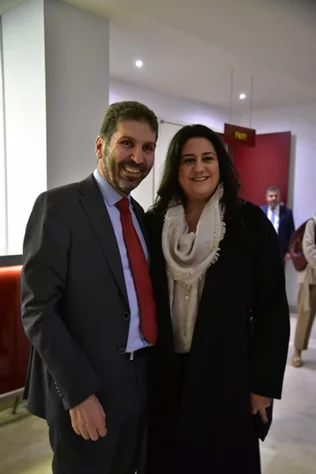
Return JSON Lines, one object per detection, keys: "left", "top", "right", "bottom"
{"left": 117, "top": 197, "right": 157, "bottom": 345}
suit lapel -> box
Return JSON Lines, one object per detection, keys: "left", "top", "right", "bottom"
{"left": 279, "top": 205, "right": 285, "bottom": 220}
{"left": 131, "top": 198, "right": 149, "bottom": 246}
{"left": 78, "top": 175, "right": 128, "bottom": 306}
{"left": 278, "top": 205, "right": 285, "bottom": 231}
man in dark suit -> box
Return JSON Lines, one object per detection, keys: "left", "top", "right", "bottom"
{"left": 21, "top": 101, "right": 159, "bottom": 474}
{"left": 261, "top": 185, "right": 295, "bottom": 261}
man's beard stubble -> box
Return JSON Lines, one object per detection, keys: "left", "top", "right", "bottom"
{"left": 102, "top": 149, "right": 147, "bottom": 196}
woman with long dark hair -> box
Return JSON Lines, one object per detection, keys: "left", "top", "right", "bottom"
{"left": 144, "top": 124, "right": 290, "bottom": 474}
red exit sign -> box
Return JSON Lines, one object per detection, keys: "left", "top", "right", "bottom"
{"left": 224, "top": 123, "right": 256, "bottom": 147}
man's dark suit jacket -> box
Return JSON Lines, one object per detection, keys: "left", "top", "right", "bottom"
{"left": 21, "top": 174, "right": 146, "bottom": 425}
{"left": 260, "top": 205, "right": 295, "bottom": 259}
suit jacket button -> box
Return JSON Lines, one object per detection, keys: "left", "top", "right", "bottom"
{"left": 123, "top": 312, "right": 130, "bottom": 321}
{"left": 118, "top": 348, "right": 126, "bottom": 355}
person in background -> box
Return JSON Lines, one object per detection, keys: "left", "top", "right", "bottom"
{"left": 261, "top": 185, "right": 295, "bottom": 262}
{"left": 292, "top": 214, "right": 316, "bottom": 367}
{"left": 21, "top": 101, "right": 158, "bottom": 474}
{"left": 144, "top": 124, "right": 290, "bottom": 474}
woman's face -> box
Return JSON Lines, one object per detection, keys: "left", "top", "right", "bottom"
{"left": 178, "top": 137, "right": 220, "bottom": 204}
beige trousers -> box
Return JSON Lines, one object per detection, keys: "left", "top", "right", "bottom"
{"left": 294, "top": 284, "right": 316, "bottom": 351}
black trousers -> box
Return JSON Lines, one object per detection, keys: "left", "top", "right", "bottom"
{"left": 49, "top": 353, "right": 150, "bottom": 474}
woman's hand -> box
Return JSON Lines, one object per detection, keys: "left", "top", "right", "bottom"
{"left": 250, "top": 393, "right": 272, "bottom": 424}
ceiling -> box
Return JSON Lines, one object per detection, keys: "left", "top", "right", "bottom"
{"left": 2, "top": 0, "right": 316, "bottom": 112}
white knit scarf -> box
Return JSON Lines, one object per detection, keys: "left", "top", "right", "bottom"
{"left": 162, "top": 184, "right": 226, "bottom": 352}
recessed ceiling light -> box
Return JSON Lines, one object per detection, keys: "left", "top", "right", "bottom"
{"left": 239, "top": 93, "right": 246, "bottom": 100}
{"left": 135, "top": 60, "right": 143, "bottom": 68}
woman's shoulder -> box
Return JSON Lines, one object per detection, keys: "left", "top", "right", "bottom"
{"left": 306, "top": 216, "right": 316, "bottom": 229}
{"left": 236, "top": 200, "right": 278, "bottom": 246}
{"left": 304, "top": 217, "right": 316, "bottom": 237}
{"left": 241, "top": 200, "right": 271, "bottom": 229}
{"left": 145, "top": 207, "right": 162, "bottom": 221}
{"left": 242, "top": 200, "right": 265, "bottom": 216}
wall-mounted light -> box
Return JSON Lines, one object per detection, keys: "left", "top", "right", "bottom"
{"left": 135, "top": 60, "right": 143, "bottom": 68}
{"left": 239, "top": 93, "right": 246, "bottom": 100}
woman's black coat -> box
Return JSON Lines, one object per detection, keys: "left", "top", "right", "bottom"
{"left": 144, "top": 202, "right": 290, "bottom": 474}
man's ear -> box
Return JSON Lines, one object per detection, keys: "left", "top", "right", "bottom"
{"left": 95, "top": 136, "right": 104, "bottom": 160}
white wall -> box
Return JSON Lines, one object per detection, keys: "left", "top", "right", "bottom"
{"left": 110, "top": 78, "right": 228, "bottom": 210}
{"left": 2, "top": 0, "right": 47, "bottom": 255}
{"left": 45, "top": 0, "right": 109, "bottom": 190}
{"left": 110, "top": 78, "right": 227, "bottom": 131}
{"left": 1, "top": 0, "right": 110, "bottom": 256}
{"left": 240, "top": 102, "right": 316, "bottom": 309}
{"left": 0, "top": 19, "right": 6, "bottom": 255}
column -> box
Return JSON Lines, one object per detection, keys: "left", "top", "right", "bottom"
{"left": 1, "top": 0, "right": 109, "bottom": 255}
{"left": 0, "top": 19, "right": 6, "bottom": 255}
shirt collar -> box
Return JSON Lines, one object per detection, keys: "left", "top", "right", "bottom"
{"left": 93, "top": 169, "right": 131, "bottom": 207}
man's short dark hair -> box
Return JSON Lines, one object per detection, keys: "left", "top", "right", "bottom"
{"left": 99, "top": 101, "right": 159, "bottom": 143}
{"left": 266, "top": 185, "right": 280, "bottom": 194}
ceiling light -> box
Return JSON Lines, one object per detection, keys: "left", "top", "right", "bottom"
{"left": 239, "top": 93, "right": 246, "bottom": 100}
{"left": 135, "top": 60, "right": 143, "bottom": 68}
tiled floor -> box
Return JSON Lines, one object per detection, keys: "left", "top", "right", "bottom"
{"left": 1, "top": 315, "right": 316, "bottom": 474}
{"left": 0, "top": 405, "right": 52, "bottom": 474}
{"left": 260, "top": 315, "right": 316, "bottom": 473}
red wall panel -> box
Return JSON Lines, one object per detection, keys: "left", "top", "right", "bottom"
{"left": 0, "top": 266, "right": 30, "bottom": 394}
{"left": 231, "top": 132, "right": 291, "bottom": 206}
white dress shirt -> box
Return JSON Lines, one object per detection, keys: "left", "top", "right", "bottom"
{"left": 93, "top": 169, "right": 150, "bottom": 352}
{"left": 267, "top": 204, "right": 280, "bottom": 234}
